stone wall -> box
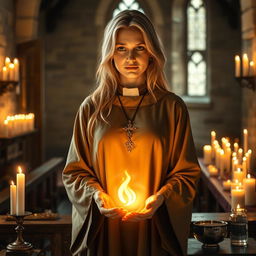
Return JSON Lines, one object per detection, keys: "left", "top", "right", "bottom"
{"left": 0, "top": 0, "right": 17, "bottom": 125}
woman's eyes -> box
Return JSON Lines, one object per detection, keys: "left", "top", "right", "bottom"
{"left": 116, "top": 46, "right": 145, "bottom": 52}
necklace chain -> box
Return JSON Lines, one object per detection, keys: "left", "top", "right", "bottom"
{"left": 117, "top": 92, "right": 147, "bottom": 152}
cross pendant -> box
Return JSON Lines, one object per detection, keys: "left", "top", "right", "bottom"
{"left": 123, "top": 120, "right": 137, "bottom": 152}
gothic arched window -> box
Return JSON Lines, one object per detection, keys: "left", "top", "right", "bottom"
{"left": 187, "top": 0, "right": 207, "bottom": 96}
{"left": 113, "top": 0, "right": 144, "bottom": 17}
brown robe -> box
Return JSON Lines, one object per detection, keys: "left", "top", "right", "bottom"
{"left": 62, "top": 88, "right": 201, "bottom": 256}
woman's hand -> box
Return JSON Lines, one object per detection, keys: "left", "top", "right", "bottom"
{"left": 122, "top": 193, "right": 164, "bottom": 222}
{"left": 93, "top": 191, "right": 127, "bottom": 219}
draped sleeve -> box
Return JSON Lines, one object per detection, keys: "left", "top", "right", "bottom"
{"left": 157, "top": 96, "right": 201, "bottom": 255}
{"left": 62, "top": 98, "right": 104, "bottom": 254}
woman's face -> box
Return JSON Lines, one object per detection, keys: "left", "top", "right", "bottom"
{"left": 113, "top": 27, "right": 150, "bottom": 87}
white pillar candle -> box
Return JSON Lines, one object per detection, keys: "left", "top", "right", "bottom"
{"left": 249, "top": 61, "right": 255, "bottom": 76}
{"left": 223, "top": 179, "right": 231, "bottom": 191}
{"left": 13, "top": 58, "right": 20, "bottom": 81}
{"left": 231, "top": 186, "right": 245, "bottom": 209}
{"left": 242, "top": 53, "right": 249, "bottom": 77}
{"left": 233, "top": 168, "right": 244, "bottom": 183}
{"left": 246, "top": 150, "right": 252, "bottom": 171}
{"left": 243, "top": 129, "right": 248, "bottom": 154}
{"left": 16, "top": 166, "right": 25, "bottom": 215}
{"left": 2, "top": 66, "right": 8, "bottom": 81}
{"left": 10, "top": 181, "right": 16, "bottom": 215}
{"left": 243, "top": 174, "right": 256, "bottom": 206}
{"left": 235, "top": 55, "right": 241, "bottom": 77}
{"left": 8, "top": 63, "right": 15, "bottom": 81}
{"left": 208, "top": 165, "right": 218, "bottom": 177}
{"left": 203, "top": 145, "right": 212, "bottom": 165}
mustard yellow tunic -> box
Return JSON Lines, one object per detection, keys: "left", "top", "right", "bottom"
{"left": 62, "top": 88, "right": 201, "bottom": 256}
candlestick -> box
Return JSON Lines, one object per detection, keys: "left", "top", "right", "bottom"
{"left": 10, "top": 181, "right": 16, "bottom": 215}
{"left": 6, "top": 211, "right": 33, "bottom": 252}
{"left": 2, "top": 66, "right": 8, "bottom": 81}
{"left": 13, "top": 58, "right": 20, "bottom": 81}
{"left": 16, "top": 166, "right": 25, "bottom": 216}
{"left": 243, "top": 174, "right": 256, "bottom": 206}
{"left": 243, "top": 129, "right": 248, "bottom": 153}
{"left": 234, "top": 143, "right": 239, "bottom": 154}
{"left": 9, "top": 63, "right": 15, "bottom": 80}
{"left": 246, "top": 149, "right": 252, "bottom": 171}
{"left": 238, "top": 148, "right": 243, "bottom": 164}
{"left": 231, "top": 186, "right": 245, "bottom": 209}
{"left": 235, "top": 55, "right": 241, "bottom": 77}
{"left": 242, "top": 54, "right": 249, "bottom": 77}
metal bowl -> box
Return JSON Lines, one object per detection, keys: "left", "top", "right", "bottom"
{"left": 193, "top": 220, "right": 228, "bottom": 249}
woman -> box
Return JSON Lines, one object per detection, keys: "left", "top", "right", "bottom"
{"left": 63, "top": 10, "right": 201, "bottom": 256}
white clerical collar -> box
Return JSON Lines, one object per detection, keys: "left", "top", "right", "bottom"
{"left": 122, "top": 87, "right": 139, "bottom": 96}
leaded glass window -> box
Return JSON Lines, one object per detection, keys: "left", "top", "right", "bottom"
{"left": 187, "top": 0, "right": 207, "bottom": 96}
{"left": 113, "top": 0, "right": 144, "bottom": 17}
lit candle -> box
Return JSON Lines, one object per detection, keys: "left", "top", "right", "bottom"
{"left": 223, "top": 179, "right": 231, "bottom": 191}
{"left": 231, "top": 186, "right": 245, "bottom": 209}
{"left": 234, "top": 143, "right": 239, "bottom": 154}
{"left": 233, "top": 168, "right": 244, "bottom": 183}
{"left": 8, "top": 63, "right": 15, "bottom": 80}
{"left": 219, "top": 150, "right": 225, "bottom": 179}
{"left": 10, "top": 181, "right": 16, "bottom": 215}
{"left": 243, "top": 129, "right": 248, "bottom": 153}
{"left": 246, "top": 149, "right": 252, "bottom": 171}
{"left": 16, "top": 166, "right": 25, "bottom": 215}
{"left": 208, "top": 165, "right": 218, "bottom": 177}
{"left": 2, "top": 66, "right": 8, "bottom": 81}
{"left": 238, "top": 148, "right": 243, "bottom": 164}
{"left": 231, "top": 179, "right": 241, "bottom": 190}
{"left": 242, "top": 53, "right": 249, "bottom": 77}
{"left": 242, "top": 157, "right": 247, "bottom": 175}
{"left": 243, "top": 174, "right": 256, "bottom": 206}
{"left": 3, "top": 120, "right": 9, "bottom": 137}
{"left": 226, "top": 147, "right": 231, "bottom": 173}
{"left": 235, "top": 55, "right": 241, "bottom": 77}
{"left": 211, "top": 131, "right": 216, "bottom": 147}
{"left": 13, "top": 58, "right": 20, "bottom": 81}
{"left": 249, "top": 61, "right": 255, "bottom": 76}
{"left": 5, "top": 57, "right": 11, "bottom": 66}
{"left": 203, "top": 145, "right": 212, "bottom": 165}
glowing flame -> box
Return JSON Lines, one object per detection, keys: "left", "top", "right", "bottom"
{"left": 118, "top": 171, "right": 136, "bottom": 206}
{"left": 18, "top": 166, "right": 22, "bottom": 174}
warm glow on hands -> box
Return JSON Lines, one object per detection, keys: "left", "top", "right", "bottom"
{"left": 122, "top": 193, "right": 164, "bottom": 222}
{"left": 94, "top": 191, "right": 127, "bottom": 219}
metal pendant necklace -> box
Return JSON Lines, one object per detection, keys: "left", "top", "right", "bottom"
{"left": 117, "top": 92, "right": 147, "bottom": 152}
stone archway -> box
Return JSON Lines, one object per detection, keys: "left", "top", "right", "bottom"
{"left": 15, "top": 0, "right": 42, "bottom": 43}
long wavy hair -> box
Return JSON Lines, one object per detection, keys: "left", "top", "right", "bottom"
{"left": 88, "top": 10, "right": 169, "bottom": 136}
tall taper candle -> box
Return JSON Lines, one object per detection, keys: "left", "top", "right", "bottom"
{"left": 243, "top": 129, "right": 248, "bottom": 153}
{"left": 242, "top": 54, "right": 249, "bottom": 76}
{"left": 10, "top": 181, "right": 16, "bottom": 215}
{"left": 235, "top": 55, "right": 241, "bottom": 77}
{"left": 16, "top": 166, "right": 25, "bottom": 215}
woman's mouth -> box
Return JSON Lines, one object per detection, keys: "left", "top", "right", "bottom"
{"left": 125, "top": 66, "right": 138, "bottom": 70}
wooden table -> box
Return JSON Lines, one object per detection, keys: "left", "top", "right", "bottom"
{"left": 188, "top": 238, "right": 256, "bottom": 255}
{"left": 198, "top": 158, "right": 256, "bottom": 212}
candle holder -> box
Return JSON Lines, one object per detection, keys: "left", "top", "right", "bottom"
{"left": 6, "top": 211, "right": 33, "bottom": 252}
{"left": 0, "top": 81, "right": 19, "bottom": 95}
{"left": 235, "top": 77, "right": 255, "bottom": 91}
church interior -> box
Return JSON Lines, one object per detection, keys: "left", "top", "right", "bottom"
{"left": 0, "top": 0, "right": 256, "bottom": 255}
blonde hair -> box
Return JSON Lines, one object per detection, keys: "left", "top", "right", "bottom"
{"left": 88, "top": 10, "right": 169, "bottom": 135}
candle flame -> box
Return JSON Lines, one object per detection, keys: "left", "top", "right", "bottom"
{"left": 243, "top": 129, "right": 248, "bottom": 134}
{"left": 11, "top": 180, "right": 14, "bottom": 186}
{"left": 118, "top": 171, "right": 136, "bottom": 206}
{"left": 237, "top": 204, "right": 240, "bottom": 209}
{"left": 18, "top": 166, "right": 22, "bottom": 174}
{"left": 247, "top": 174, "right": 251, "bottom": 179}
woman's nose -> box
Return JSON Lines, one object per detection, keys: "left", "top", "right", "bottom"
{"left": 126, "top": 50, "right": 136, "bottom": 60}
